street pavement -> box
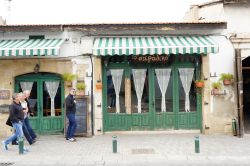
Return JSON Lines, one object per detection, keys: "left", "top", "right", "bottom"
{"left": 1, "top": 133, "right": 250, "bottom": 166}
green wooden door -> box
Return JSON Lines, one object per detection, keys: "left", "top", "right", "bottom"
{"left": 15, "top": 73, "right": 65, "bottom": 134}
{"left": 103, "top": 65, "right": 129, "bottom": 131}
{"left": 175, "top": 64, "right": 201, "bottom": 130}
{"left": 130, "top": 68, "right": 153, "bottom": 130}
{"left": 103, "top": 59, "right": 202, "bottom": 131}
{"left": 153, "top": 64, "right": 201, "bottom": 130}
{"left": 152, "top": 66, "right": 175, "bottom": 129}
{"left": 103, "top": 65, "right": 154, "bottom": 131}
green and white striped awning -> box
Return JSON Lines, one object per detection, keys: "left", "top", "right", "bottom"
{"left": 92, "top": 36, "right": 218, "bottom": 56}
{"left": 0, "top": 39, "right": 64, "bottom": 56}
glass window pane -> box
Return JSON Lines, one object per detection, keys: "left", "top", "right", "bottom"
{"left": 189, "top": 81, "right": 197, "bottom": 112}
{"left": 179, "top": 71, "right": 197, "bottom": 112}
{"left": 43, "top": 82, "right": 62, "bottom": 116}
{"left": 106, "top": 70, "right": 125, "bottom": 113}
{"left": 131, "top": 69, "right": 149, "bottom": 113}
{"left": 155, "top": 71, "right": 173, "bottom": 112}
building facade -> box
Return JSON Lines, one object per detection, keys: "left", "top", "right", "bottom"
{"left": 0, "top": 22, "right": 236, "bottom": 137}
{"left": 184, "top": 0, "right": 250, "bottom": 136}
{"left": 0, "top": 26, "right": 93, "bottom": 137}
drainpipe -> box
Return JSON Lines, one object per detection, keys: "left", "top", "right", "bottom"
{"left": 235, "top": 49, "right": 244, "bottom": 137}
{"left": 88, "top": 54, "right": 94, "bottom": 136}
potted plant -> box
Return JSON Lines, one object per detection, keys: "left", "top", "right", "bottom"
{"left": 76, "top": 82, "right": 86, "bottom": 96}
{"left": 62, "top": 73, "right": 77, "bottom": 87}
{"left": 195, "top": 79, "right": 204, "bottom": 88}
{"left": 211, "top": 81, "right": 222, "bottom": 95}
{"left": 219, "top": 73, "right": 234, "bottom": 85}
{"left": 96, "top": 82, "right": 102, "bottom": 90}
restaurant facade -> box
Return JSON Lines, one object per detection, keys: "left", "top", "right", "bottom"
{"left": 93, "top": 36, "right": 217, "bottom": 132}
{"left": 0, "top": 22, "right": 237, "bottom": 137}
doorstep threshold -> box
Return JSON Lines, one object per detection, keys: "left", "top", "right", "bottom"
{"left": 104, "top": 130, "right": 200, "bottom": 135}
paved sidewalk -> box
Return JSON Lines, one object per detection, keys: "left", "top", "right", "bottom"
{"left": 1, "top": 133, "right": 250, "bottom": 166}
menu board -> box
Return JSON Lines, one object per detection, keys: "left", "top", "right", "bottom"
{"left": 0, "top": 90, "right": 10, "bottom": 99}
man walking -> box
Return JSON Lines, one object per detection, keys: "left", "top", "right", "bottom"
{"left": 2, "top": 93, "right": 28, "bottom": 152}
{"left": 65, "top": 88, "right": 77, "bottom": 142}
{"left": 23, "top": 90, "right": 37, "bottom": 141}
{"left": 12, "top": 92, "right": 37, "bottom": 145}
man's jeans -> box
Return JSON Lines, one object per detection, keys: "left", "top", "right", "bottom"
{"left": 22, "top": 120, "right": 33, "bottom": 144}
{"left": 4, "top": 122, "right": 24, "bottom": 145}
{"left": 66, "top": 113, "right": 77, "bottom": 139}
{"left": 12, "top": 117, "right": 36, "bottom": 145}
{"left": 24, "top": 117, "right": 36, "bottom": 139}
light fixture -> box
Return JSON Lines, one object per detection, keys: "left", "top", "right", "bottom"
{"left": 104, "top": 58, "right": 109, "bottom": 67}
{"left": 34, "top": 64, "right": 40, "bottom": 73}
{"left": 195, "top": 57, "right": 200, "bottom": 67}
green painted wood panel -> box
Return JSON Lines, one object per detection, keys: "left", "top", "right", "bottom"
{"left": 154, "top": 113, "right": 175, "bottom": 129}
{"left": 131, "top": 114, "right": 151, "bottom": 127}
{"left": 105, "top": 114, "right": 129, "bottom": 131}
{"left": 28, "top": 117, "right": 39, "bottom": 131}
{"left": 41, "top": 117, "right": 64, "bottom": 133}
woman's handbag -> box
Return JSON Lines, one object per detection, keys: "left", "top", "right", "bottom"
{"left": 6, "top": 116, "right": 12, "bottom": 127}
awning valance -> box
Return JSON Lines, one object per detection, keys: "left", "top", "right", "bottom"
{"left": 92, "top": 36, "right": 218, "bottom": 56}
{"left": 0, "top": 39, "right": 64, "bottom": 56}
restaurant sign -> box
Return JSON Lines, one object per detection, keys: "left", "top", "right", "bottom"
{"left": 0, "top": 90, "right": 10, "bottom": 99}
{"left": 130, "top": 55, "right": 169, "bottom": 64}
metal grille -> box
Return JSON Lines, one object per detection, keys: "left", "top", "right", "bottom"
{"left": 132, "top": 148, "right": 155, "bottom": 154}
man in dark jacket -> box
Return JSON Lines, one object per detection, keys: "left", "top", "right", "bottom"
{"left": 2, "top": 93, "right": 26, "bottom": 151}
{"left": 12, "top": 91, "right": 37, "bottom": 145}
{"left": 23, "top": 90, "right": 37, "bottom": 141}
{"left": 65, "top": 88, "right": 77, "bottom": 142}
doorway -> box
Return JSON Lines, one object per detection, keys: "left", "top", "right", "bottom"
{"left": 242, "top": 57, "right": 250, "bottom": 133}
{"left": 15, "top": 73, "right": 65, "bottom": 134}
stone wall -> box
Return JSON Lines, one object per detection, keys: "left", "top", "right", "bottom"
{"left": 0, "top": 59, "right": 72, "bottom": 106}
{"left": 0, "top": 58, "right": 72, "bottom": 137}
{"left": 0, "top": 113, "right": 13, "bottom": 138}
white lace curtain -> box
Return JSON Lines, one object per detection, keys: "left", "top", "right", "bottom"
{"left": 20, "top": 82, "right": 34, "bottom": 92}
{"left": 45, "top": 81, "right": 60, "bottom": 116}
{"left": 132, "top": 69, "right": 146, "bottom": 113}
{"left": 178, "top": 68, "right": 194, "bottom": 112}
{"left": 155, "top": 69, "right": 171, "bottom": 112}
{"left": 110, "top": 69, "right": 124, "bottom": 113}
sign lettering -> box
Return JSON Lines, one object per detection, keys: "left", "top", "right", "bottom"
{"left": 130, "top": 55, "right": 169, "bottom": 64}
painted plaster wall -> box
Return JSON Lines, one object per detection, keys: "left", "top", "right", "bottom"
{"left": 198, "top": 3, "right": 225, "bottom": 22}
{"left": 224, "top": 3, "right": 250, "bottom": 34}
{"left": 184, "top": 2, "right": 250, "bottom": 36}
{"left": 201, "top": 36, "right": 236, "bottom": 134}
{"left": 93, "top": 57, "right": 103, "bottom": 135}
